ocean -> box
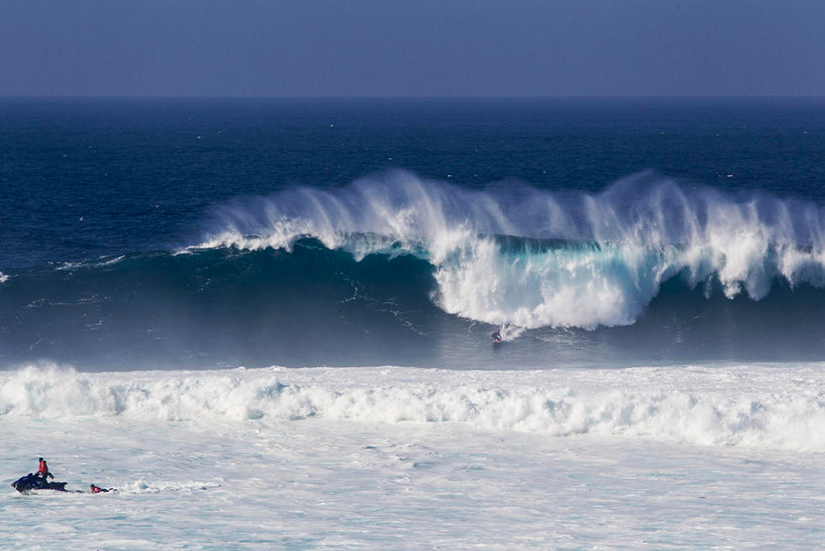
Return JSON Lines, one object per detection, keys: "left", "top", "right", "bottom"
{"left": 2, "top": 98, "right": 825, "bottom": 549}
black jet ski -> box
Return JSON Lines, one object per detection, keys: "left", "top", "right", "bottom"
{"left": 11, "top": 473, "right": 69, "bottom": 493}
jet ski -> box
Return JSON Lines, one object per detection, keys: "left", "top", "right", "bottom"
{"left": 11, "top": 473, "right": 70, "bottom": 493}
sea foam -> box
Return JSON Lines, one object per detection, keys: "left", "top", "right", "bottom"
{"left": 4, "top": 363, "right": 825, "bottom": 452}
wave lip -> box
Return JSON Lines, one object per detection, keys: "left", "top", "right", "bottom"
{"left": 4, "top": 364, "right": 825, "bottom": 452}
{"left": 195, "top": 171, "right": 825, "bottom": 330}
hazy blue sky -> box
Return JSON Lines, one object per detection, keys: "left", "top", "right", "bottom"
{"left": 2, "top": 0, "right": 824, "bottom": 97}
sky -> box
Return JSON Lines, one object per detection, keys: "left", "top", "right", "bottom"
{"left": 1, "top": 0, "right": 824, "bottom": 97}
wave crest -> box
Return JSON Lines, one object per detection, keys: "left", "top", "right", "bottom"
{"left": 195, "top": 171, "right": 825, "bottom": 329}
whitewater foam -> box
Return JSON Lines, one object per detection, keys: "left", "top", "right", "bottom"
{"left": 4, "top": 363, "right": 825, "bottom": 452}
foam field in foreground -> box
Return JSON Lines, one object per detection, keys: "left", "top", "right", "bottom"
{"left": 3, "top": 364, "right": 825, "bottom": 549}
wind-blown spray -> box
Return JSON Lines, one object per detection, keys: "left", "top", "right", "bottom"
{"left": 199, "top": 171, "right": 825, "bottom": 329}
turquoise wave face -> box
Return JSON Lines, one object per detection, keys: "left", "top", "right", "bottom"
{"left": 4, "top": 234, "right": 825, "bottom": 371}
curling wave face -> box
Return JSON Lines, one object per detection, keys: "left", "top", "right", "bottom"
{"left": 197, "top": 171, "right": 825, "bottom": 330}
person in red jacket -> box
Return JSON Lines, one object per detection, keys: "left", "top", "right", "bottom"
{"left": 36, "top": 458, "right": 54, "bottom": 481}
{"left": 90, "top": 484, "right": 110, "bottom": 493}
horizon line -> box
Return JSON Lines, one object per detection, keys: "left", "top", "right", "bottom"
{"left": 2, "top": 94, "right": 825, "bottom": 101}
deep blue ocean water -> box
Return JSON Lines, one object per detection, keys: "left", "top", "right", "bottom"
{"left": 2, "top": 97, "right": 825, "bottom": 370}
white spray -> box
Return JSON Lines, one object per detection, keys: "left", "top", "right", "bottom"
{"left": 197, "top": 170, "right": 825, "bottom": 330}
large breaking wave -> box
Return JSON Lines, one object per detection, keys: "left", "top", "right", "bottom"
{"left": 4, "top": 171, "right": 825, "bottom": 369}
{"left": 199, "top": 170, "right": 825, "bottom": 329}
